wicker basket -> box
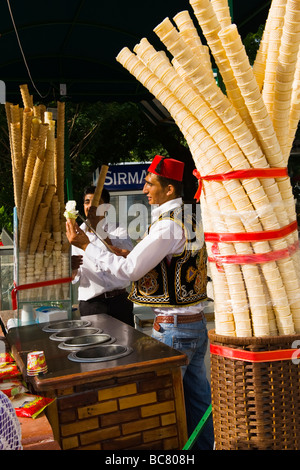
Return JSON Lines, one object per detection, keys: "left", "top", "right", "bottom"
{"left": 208, "top": 330, "right": 300, "bottom": 450}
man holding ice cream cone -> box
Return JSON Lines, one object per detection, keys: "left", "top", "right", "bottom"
{"left": 68, "top": 186, "right": 134, "bottom": 326}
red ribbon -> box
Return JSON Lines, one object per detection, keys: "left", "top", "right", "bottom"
{"left": 205, "top": 220, "right": 298, "bottom": 243}
{"left": 208, "top": 240, "right": 299, "bottom": 270}
{"left": 193, "top": 167, "right": 289, "bottom": 201}
{"left": 210, "top": 343, "right": 299, "bottom": 363}
{"left": 11, "top": 277, "right": 72, "bottom": 310}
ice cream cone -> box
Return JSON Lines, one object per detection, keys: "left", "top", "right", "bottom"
{"left": 64, "top": 200, "right": 78, "bottom": 226}
{"left": 56, "top": 101, "right": 65, "bottom": 210}
{"left": 19, "top": 156, "right": 45, "bottom": 252}
{"left": 19, "top": 84, "right": 32, "bottom": 109}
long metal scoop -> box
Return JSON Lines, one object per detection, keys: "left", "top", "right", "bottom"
{"left": 77, "top": 213, "right": 113, "bottom": 252}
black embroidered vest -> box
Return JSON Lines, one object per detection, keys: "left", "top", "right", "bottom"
{"left": 128, "top": 205, "right": 207, "bottom": 307}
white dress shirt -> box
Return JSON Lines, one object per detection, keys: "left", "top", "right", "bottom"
{"left": 85, "top": 198, "right": 206, "bottom": 315}
{"left": 72, "top": 221, "right": 133, "bottom": 301}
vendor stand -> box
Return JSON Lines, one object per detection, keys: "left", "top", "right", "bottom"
{"left": 2, "top": 83, "right": 190, "bottom": 451}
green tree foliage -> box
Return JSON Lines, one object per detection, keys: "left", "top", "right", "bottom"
{"left": 0, "top": 105, "right": 14, "bottom": 234}
{"left": 65, "top": 100, "right": 193, "bottom": 210}
{"left": 243, "top": 24, "right": 264, "bottom": 65}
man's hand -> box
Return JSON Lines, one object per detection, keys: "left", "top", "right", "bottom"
{"left": 71, "top": 255, "right": 83, "bottom": 279}
{"left": 110, "top": 246, "right": 130, "bottom": 258}
{"left": 71, "top": 254, "right": 83, "bottom": 270}
{"left": 66, "top": 220, "right": 90, "bottom": 251}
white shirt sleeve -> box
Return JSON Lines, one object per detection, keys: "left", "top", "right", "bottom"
{"left": 85, "top": 217, "right": 184, "bottom": 282}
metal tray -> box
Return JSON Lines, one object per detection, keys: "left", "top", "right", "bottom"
{"left": 49, "top": 327, "right": 101, "bottom": 341}
{"left": 68, "top": 344, "right": 133, "bottom": 362}
{"left": 58, "top": 333, "right": 116, "bottom": 350}
{"left": 42, "top": 319, "right": 92, "bottom": 332}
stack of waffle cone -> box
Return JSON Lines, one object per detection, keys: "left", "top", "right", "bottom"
{"left": 273, "top": 0, "right": 300, "bottom": 160}
{"left": 6, "top": 84, "right": 71, "bottom": 305}
{"left": 116, "top": 0, "right": 300, "bottom": 337}
{"left": 288, "top": 47, "right": 300, "bottom": 156}
{"left": 56, "top": 101, "right": 65, "bottom": 213}
{"left": 173, "top": 10, "right": 214, "bottom": 80}
{"left": 135, "top": 34, "right": 299, "bottom": 334}
{"left": 188, "top": 1, "right": 254, "bottom": 132}
{"left": 261, "top": 0, "right": 287, "bottom": 118}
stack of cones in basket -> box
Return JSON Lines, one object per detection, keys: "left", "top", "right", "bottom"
{"left": 116, "top": 0, "right": 300, "bottom": 337}
{"left": 6, "top": 84, "right": 70, "bottom": 302}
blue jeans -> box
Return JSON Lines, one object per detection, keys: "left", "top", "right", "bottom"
{"left": 152, "top": 317, "right": 214, "bottom": 450}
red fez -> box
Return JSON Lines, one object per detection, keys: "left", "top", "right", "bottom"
{"left": 147, "top": 155, "right": 184, "bottom": 182}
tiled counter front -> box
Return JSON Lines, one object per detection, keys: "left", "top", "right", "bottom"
{"left": 48, "top": 367, "right": 186, "bottom": 450}
{"left": 7, "top": 314, "right": 188, "bottom": 451}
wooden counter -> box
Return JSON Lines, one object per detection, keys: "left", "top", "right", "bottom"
{"left": 6, "top": 314, "right": 188, "bottom": 450}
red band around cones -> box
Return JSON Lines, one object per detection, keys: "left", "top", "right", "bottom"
{"left": 193, "top": 167, "right": 289, "bottom": 200}
{"left": 208, "top": 240, "right": 299, "bottom": 270}
{"left": 210, "top": 343, "right": 299, "bottom": 363}
{"left": 205, "top": 220, "right": 298, "bottom": 243}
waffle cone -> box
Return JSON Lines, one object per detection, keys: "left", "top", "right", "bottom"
{"left": 56, "top": 101, "right": 65, "bottom": 209}
{"left": 42, "top": 184, "right": 56, "bottom": 207}
{"left": 262, "top": 0, "right": 286, "bottom": 116}
{"left": 29, "top": 203, "right": 50, "bottom": 254}
{"left": 36, "top": 231, "right": 50, "bottom": 253}
{"left": 10, "top": 121, "right": 23, "bottom": 209}
{"left": 92, "top": 164, "right": 109, "bottom": 207}
{"left": 9, "top": 104, "right": 22, "bottom": 124}
{"left": 51, "top": 195, "right": 61, "bottom": 233}
{"left": 287, "top": 48, "right": 300, "bottom": 156}
{"left": 45, "top": 239, "right": 55, "bottom": 255}
{"left": 19, "top": 84, "right": 32, "bottom": 109}
{"left": 158, "top": 17, "right": 257, "bottom": 142}
{"left": 216, "top": 320, "right": 237, "bottom": 335}
{"left": 135, "top": 39, "right": 242, "bottom": 166}
{"left": 173, "top": 10, "right": 200, "bottom": 32}
{"left": 34, "top": 252, "right": 44, "bottom": 275}
{"left": 19, "top": 156, "right": 44, "bottom": 252}
{"left": 190, "top": 0, "right": 253, "bottom": 127}
{"left": 272, "top": 0, "right": 300, "bottom": 154}
{"left": 22, "top": 107, "right": 33, "bottom": 162}
{"left": 173, "top": 11, "right": 213, "bottom": 76}
{"left": 41, "top": 123, "right": 55, "bottom": 186}
{"left": 210, "top": 0, "right": 232, "bottom": 29}
{"left": 28, "top": 184, "right": 45, "bottom": 241}
{"left": 218, "top": 24, "right": 284, "bottom": 167}
{"left": 31, "top": 117, "right": 41, "bottom": 139}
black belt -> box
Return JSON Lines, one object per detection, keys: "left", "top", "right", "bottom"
{"left": 86, "top": 288, "right": 127, "bottom": 301}
{"left": 154, "top": 312, "right": 204, "bottom": 331}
